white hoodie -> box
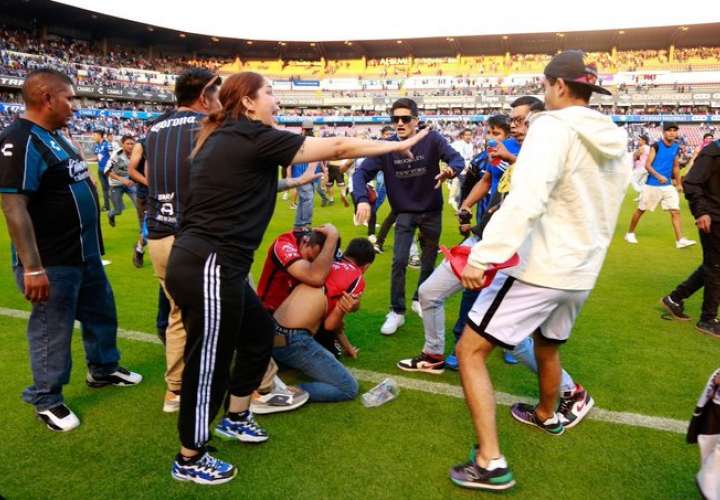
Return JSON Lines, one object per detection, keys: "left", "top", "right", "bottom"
{"left": 468, "top": 105, "right": 631, "bottom": 290}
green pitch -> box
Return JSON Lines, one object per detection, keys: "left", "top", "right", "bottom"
{"left": 0, "top": 169, "right": 716, "bottom": 498}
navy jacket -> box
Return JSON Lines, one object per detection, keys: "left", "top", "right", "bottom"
{"left": 352, "top": 130, "right": 465, "bottom": 213}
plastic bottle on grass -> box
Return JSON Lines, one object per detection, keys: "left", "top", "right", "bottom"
{"left": 362, "top": 378, "right": 399, "bottom": 407}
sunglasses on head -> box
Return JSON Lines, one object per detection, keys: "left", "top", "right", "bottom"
{"left": 390, "top": 115, "right": 415, "bottom": 124}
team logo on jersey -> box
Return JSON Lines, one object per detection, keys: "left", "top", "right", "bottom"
{"left": 66, "top": 159, "right": 90, "bottom": 182}
{"left": 1, "top": 143, "right": 13, "bottom": 157}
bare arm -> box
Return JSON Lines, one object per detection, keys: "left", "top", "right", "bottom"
{"left": 127, "top": 143, "right": 147, "bottom": 185}
{"left": 290, "top": 128, "right": 429, "bottom": 165}
{"left": 459, "top": 172, "right": 491, "bottom": 212}
{"left": 673, "top": 157, "right": 682, "bottom": 191}
{"left": 339, "top": 159, "right": 354, "bottom": 174}
{"left": 285, "top": 225, "right": 339, "bottom": 286}
{"left": 1, "top": 194, "right": 48, "bottom": 302}
{"left": 277, "top": 166, "right": 322, "bottom": 192}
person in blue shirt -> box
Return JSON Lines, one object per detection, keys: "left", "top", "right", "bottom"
{"left": 93, "top": 129, "right": 112, "bottom": 211}
{"left": 625, "top": 122, "right": 696, "bottom": 249}
{"left": 291, "top": 120, "right": 329, "bottom": 229}
{"left": 353, "top": 98, "right": 465, "bottom": 335}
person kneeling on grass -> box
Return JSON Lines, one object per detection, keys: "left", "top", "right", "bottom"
{"left": 271, "top": 238, "right": 375, "bottom": 402}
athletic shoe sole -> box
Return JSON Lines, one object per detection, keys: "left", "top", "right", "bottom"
{"left": 213, "top": 428, "right": 269, "bottom": 443}
{"left": 171, "top": 469, "right": 237, "bottom": 485}
{"left": 562, "top": 396, "right": 595, "bottom": 430}
{"left": 36, "top": 413, "right": 79, "bottom": 432}
{"left": 450, "top": 477, "right": 516, "bottom": 491}
{"left": 86, "top": 379, "right": 138, "bottom": 388}
{"left": 510, "top": 410, "right": 565, "bottom": 435}
{"left": 695, "top": 325, "right": 720, "bottom": 338}
{"left": 660, "top": 298, "right": 691, "bottom": 321}
{"left": 163, "top": 402, "right": 180, "bottom": 413}
{"left": 396, "top": 362, "right": 444, "bottom": 375}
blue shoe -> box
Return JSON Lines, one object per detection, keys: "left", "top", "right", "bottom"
{"left": 503, "top": 351, "right": 518, "bottom": 365}
{"left": 214, "top": 411, "right": 269, "bottom": 443}
{"left": 445, "top": 354, "right": 459, "bottom": 371}
{"left": 171, "top": 452, "right": 237, "bottom": 485}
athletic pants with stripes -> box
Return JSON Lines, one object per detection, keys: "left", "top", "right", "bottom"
{"left": 165, "top": 245, "right": 274, "bottom": 451}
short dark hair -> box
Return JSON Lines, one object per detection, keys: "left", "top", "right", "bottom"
{"left": 121, "top": 135, "right": 134, "bottom": 143}
{"left": 704, "top": 132, "right": 714, "bottom": 139}
{"left": 21, "top": 68, "right": 74, "bottom": 107}
{"left": 510, "top": 96, "right": 545, "bottom": 112}
{"left": 380, "top": 125, "right": 394, "bottom": 135}
{"left": 487, "top": 114, "right": 511, "bottom": 134}
{"left": 175, "top": 68, "right": 220, "bottom": 107}
{"left": 390, "top": 98, "right": 419, "bottom": 117}
{"left": 343, "top": 238, "right": 375, "bottom": 267}
{"left": 546, "top": 76, "right": 592, "bottom": 102}
{"left": 94, "top": 129, "right": 105, "bottom": 137}
{"left": 460, "top": 128, "right": 472, "bottom": 135}
{"left": 306, "top": 230, "right": 327, "bottom": 248}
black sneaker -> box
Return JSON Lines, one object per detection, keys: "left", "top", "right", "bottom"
{"left": 36, "top": 403, "right": 80, "bottom": 432}
{"left": 397, "top": 352, "right": 445, "bottom": 374}
{"left": 696, "top": 318, "right": 720, "bottom": 338}
{"left": 133, "top": 246, "right": 144, "bottom": 268}
{"left": 661, "top": 295, "right": 690, "bottom": 321}
{"left": 86, "top": 366, "right": 143, "bottom": 388}
{"left": 108, "top": 214, "right": 116, "bottom": 227}
{"left": 450, "top": 458, "right": 516, "bottom": 491}
{"left": 510, "top": 403, "right": 565, "bottom": 435}
{"left": 557, "top": 384, "right": 595, "bottom": 429}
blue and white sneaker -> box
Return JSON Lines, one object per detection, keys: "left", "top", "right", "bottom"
{"left": 503, "top": 351, "right": 519, "bottom": 365}
{"left": 214, "top": 411, "right": 269, "bottom": 443}
{"left": 171, "top": 452, "right": 237, "bottom": 485}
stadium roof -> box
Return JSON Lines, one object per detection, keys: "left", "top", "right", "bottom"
{"left": 53, "top": 0, "right": 720, "bottom": 42}
{"left": 4, "top": 0, "right": 720, "bottom": 60}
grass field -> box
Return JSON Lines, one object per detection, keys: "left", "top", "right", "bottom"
{"left": 0, "top": 168, "right": 718, "bottom": 499}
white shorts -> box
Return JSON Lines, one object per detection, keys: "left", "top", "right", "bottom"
{"left": 467, "top": 273, "right": 590, "bottom": 349}
{"left": 639, "top": 185, "right": 680, "bottom": 211}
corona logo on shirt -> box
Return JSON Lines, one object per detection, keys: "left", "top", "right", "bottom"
{"left": 66, "top": 158, "right": 90, "bottom": 182}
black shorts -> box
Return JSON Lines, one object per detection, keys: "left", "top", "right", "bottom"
{"left": 326, "top": 165, "right": 345, "bottom": 187}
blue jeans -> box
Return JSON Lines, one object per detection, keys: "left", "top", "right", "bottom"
{"left": 374, "top": 171, "right": 387, "bottom": 210}
{"left": 294, "top": 182, "right": 314, "bottom": 228}
{"left": 313, "top": 178, "right": 329, "bottom": 202}
{"left": 272, "top": 330, "right": 358, "bottom": 402}
{"left": 14, "top": 257, "right": 120, "bottom": 411}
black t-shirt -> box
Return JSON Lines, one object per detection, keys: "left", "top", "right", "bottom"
{"left": 174, "top": 117, "right": 305, "bottom": 272}
{"left": 145, "top": 110, "right": 204, "bottom": 239}
{"left": 0, "top": 118, "right": 104, "bottom": 266}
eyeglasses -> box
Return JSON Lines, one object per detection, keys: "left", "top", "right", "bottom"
{"left": 510, "top": 116, "right": 527, "bottom": 125}
{"left": 390, "top": 115, "right": 415, "bottom": 124}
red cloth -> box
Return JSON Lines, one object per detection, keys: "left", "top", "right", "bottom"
{"left": 439, "top": 245, "right": 519, "bottom": 291}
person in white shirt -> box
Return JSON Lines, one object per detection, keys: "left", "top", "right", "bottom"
{"left": 630, "top": 134, "right": 650, "bottom": 193}
{"left": 449, "top": 50, "right": 631, "bottom": 491}
{"left": 448, "top": 128, "right": 475, "bottom": 211}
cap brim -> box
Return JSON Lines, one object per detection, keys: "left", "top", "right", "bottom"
{"left": 579, "top": 82, "right": 612, "bottom": 96}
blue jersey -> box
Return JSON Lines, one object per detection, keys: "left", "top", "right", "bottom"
{"left": 94, "top": 139, "right": 111, "bottom": 170}
{"left": 646, "top": 140, "right": 679, "bottom": 187}
{"left": 476, "top": 137, "right": 522, "bottom": 216}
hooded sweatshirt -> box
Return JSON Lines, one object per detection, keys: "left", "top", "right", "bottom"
{"left": 467, "top": 106, "right": 631, "bottom": 290}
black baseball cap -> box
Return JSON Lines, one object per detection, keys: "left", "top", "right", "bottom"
{"left": 544, "top": 50, "right": 612, "bottom": 96}
{"left": 663, "top": 122, "right": 679, "bottom": 131}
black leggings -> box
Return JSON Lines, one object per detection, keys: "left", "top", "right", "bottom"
{"left": 165, "top": 245, "right": 274, "bottom": 450}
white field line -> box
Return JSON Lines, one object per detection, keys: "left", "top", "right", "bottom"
{"left": 0, "top": 307, "right": 687, "bottom": 434}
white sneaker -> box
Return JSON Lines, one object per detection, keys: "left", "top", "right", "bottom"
{"left": 624, "top": 233, "right": 638, "bottom": 244}
{"left": 163, "top": 391, "right": 181, "bottom": 413}
{"left": 250, "top": 376, "right": 309, "bottom": 415}
{"left": 380, "top": 311, "right": 405, "bottom": 336}
{"left": 411, "top": 300, "right": 423, "bottom": 319}
{"left": 281, "top": 191, "right": 288, "bottom": 200}
{"left": 37, "top": 403, "right": 80, "bottom": 432}
{"left": 368, "top": 234, "right": 377, "bottom": 244}
{"left": 676, "top": 238, "right": 697, "bottom": 249}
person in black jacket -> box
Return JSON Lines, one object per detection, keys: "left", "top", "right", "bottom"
{"left": 661, "top": 139, "right": 720, "bottom": 336}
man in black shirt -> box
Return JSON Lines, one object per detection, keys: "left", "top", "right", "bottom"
{"left": 144, "top": 69, "right": 222, "bottom": 413}
{"left": 663, "top": 139, "right": 720, "bottom": 336}
{"left": 0, "top": 68, "right": 142, "bottom": 432}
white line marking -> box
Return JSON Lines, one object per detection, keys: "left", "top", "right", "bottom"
{"left": 0, "top": 307, "right": 687, "bottom": 434}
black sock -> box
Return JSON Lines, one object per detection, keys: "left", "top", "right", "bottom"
{"left": 227, "top": 410, "right": 248, "bottom": 422}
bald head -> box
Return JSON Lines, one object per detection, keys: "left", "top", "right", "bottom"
{"left": 21, "top": 68, "right": 75, "bottom": 129}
